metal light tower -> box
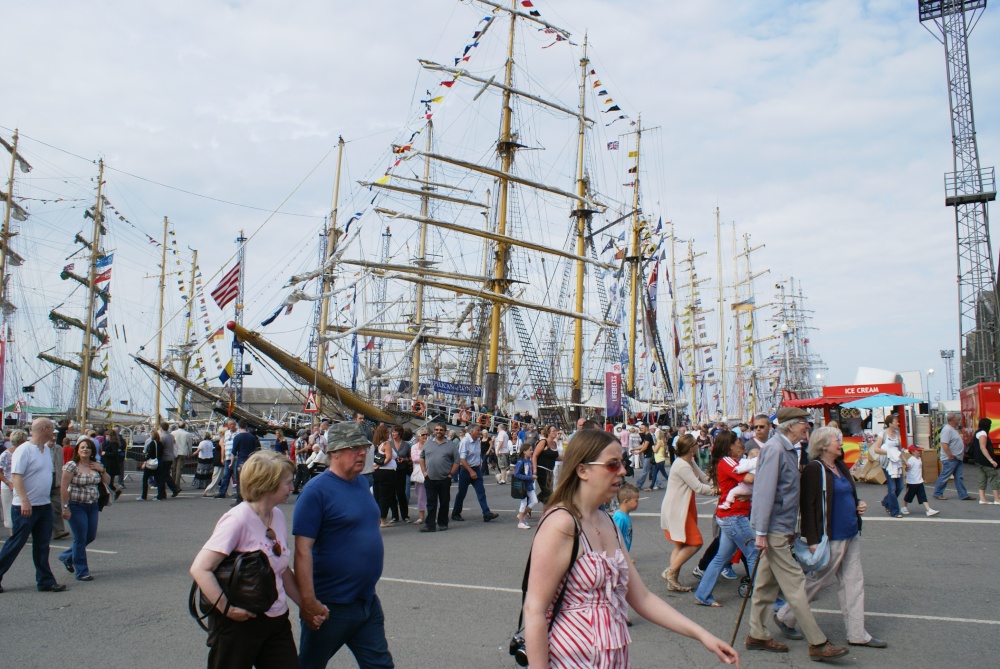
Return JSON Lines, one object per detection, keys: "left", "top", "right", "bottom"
{"left": 941, "top": 348, "right": 957, "bottom": 399}
{"left": 921, "top": 1, "right": 999, "bottom": 386}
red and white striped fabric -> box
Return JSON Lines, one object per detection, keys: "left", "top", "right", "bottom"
{"left": 546, "top": 529, "right": 631, "bottom": 668}
{"left": 211, "top": 263, "right": 241, "bottom": 309}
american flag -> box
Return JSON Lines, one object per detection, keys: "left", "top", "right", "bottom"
{"left": 211, "top": 263, "right": 241, "bottom": 309}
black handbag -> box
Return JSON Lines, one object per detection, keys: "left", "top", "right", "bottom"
{"left": 374, "top": 443, "right": 387, "bottom": 467}
{"left": 188, "top": 549, "right": 279, "bottom": 632}
{"left": 510, "top": 478, "right": 528, "bottom": 499}
{"left": 97, "top": 481, "right": 112, "bottom": 511}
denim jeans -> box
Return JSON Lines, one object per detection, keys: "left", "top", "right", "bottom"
{"left": 0, "top": 504, "right": 57, "bottom": 590}
{"left": 649, "top": 460, "right": 668, "bottom": 488}
{"left": 218, "top": 460, "right": 234, "bottom": 496}
{"left": 881, "top": 471, "right": 903, "bottom": 515}
{"left": 298, "top": 593, "right": 394, "bottom": 669}
{"left": 933, "top": 457, "right": 970, "bottom": 498}
{"left": 635, "top": 457, "right": 653, "bottom": 489}
{"left": 694, "top": 514, "right": 758, "bottom": 605}
{"left": 453, "top": 465, "right": 491, "bottom": 517}
{"left": 60, "top": 501, "right": 99, "bottom": 579}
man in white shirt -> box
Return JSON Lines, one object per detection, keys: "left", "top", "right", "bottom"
{"left": 0, "top": 418, "right": 67, "bottom": 593}
{"left": 213, "top": 419, "right": 238, "bottom": 499}
{"left": 933, "top": 412, "right": 974, "bottom": 500}
{"left": 494, "top": 423, "right": 511, "bottom": 484}
{"left": 171, "top": 422, "right": 195, "bottom": 489}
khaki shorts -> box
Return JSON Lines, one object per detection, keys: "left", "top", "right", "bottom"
{"left": 498, "top": 453, "right": 510, "bottom": 469}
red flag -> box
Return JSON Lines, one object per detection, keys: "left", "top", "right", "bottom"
{"left": 363, "top": 337, "right": 376, "bottom": 351}
{"left": 211, "top": 263, "right": 241, "bottom": 309}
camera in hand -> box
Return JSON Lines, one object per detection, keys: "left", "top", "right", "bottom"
{"left": 509, "top": 634, "right": 528, "bottom": 667}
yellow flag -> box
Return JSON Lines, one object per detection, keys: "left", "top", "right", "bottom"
{"left": 628, "top": 151, "right": 638, "bottom": 158}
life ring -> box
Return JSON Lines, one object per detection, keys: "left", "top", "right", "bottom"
{"left": 478, "top": 414, "right": 490, "bottom": 427}
{"left": 458, "top": 409, "right": 471, "bottom": 423}
{"left": 411, "top": 400, "right": 426, "bottom": 417}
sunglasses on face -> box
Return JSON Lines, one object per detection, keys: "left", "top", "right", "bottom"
{"left": 265, "top": 528, "right": 282, "bottom": 557}
{"left": 754, "top": 425, "right": 769, "bottom": 430}
{"left": 584, "top": 458, "right": 626, "bottom": 473}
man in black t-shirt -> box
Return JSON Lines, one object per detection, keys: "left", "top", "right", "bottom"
{"left": 634, "top": 423, "right": 655, "bottom": 490}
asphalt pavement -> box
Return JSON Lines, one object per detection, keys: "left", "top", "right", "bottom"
{"left": 1, "top": 470, "right": 997, "bottom": 668}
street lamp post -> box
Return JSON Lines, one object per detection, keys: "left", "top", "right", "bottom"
{"left": 926, "top": 368, "right": 935, "bottom": 405}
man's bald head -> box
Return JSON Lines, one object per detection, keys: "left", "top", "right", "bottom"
{"left": 31, "top": 417, "right": 54, "bottom": 435}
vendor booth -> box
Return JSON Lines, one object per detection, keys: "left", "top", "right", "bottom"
{"left": 781, "top": 382, "right": 914, "bottom": 466}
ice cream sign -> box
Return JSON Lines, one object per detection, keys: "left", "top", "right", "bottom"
{"left": 822, "top": 383, "right": 904, "bottom": 397}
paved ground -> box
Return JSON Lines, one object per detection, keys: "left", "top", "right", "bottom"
{"left": 1, "top": 471, "right": 997, "bottom": 668}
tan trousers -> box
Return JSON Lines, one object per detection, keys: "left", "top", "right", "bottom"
{"left": 749, "top": 532, "right": 827, "bottom": 645}
{"left": 49, "top": 485, "right": 66, "bottom": 535}
{"left": 776, "top": 535, "right": 871, "bottom": 644}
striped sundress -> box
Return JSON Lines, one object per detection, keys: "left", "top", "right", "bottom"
{"left": 546, "top": 520, "right": 631, "bottom": 668}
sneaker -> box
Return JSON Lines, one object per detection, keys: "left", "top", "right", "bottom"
{"left": 775, "top": 618, "right": 804, "bottom": 640}
{"left": 926, "top": 509, "right": 940, "bottom": 517}
{"left": 692, "top": 567, "right": 704, "bottom": 579}
{"left": 721, "top": 566, "right": 738, "bottom": 580}
{"left": 900, "top": 507, "right": 910, "bottom": 515}
{"left": 451, "top": 514, "right": 465, "bottom": 522}
{"left": 517, "top": 522, "right": 530, "bottom": 529}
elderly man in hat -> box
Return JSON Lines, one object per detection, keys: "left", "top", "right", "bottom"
{"left": 745, "top": 406, "right": 848, "bottom": 663}
{"left": 293, "top": 421, "right": 394, "bottom": 669}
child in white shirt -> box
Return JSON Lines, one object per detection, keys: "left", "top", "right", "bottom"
{"left": 902, "top": 446, "right": 940, "bottom": 517}
{"left": 718, "top": 448, "right": 759, "bottom": 510}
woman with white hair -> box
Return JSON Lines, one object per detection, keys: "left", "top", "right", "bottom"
{"left": 773, "top": 426, "right": 886, "bottom": 649}
{"left": 0, "top": 430, "right": 29, "bottom": 537}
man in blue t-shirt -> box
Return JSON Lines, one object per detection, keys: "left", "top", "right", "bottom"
{"left": 230, "top": 420, "right": 261, "bottom": 505}
{"left": 293, "top": 421, "right": 394, "bottom": 669}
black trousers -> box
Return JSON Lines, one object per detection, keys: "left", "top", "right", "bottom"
{"left": 372, "top": 469, "right": 399, "bottom": 521}
{"left": 207, "top": 610, "right": 297, "bottom": 669}
{"left": 424, "top": 478, "right": 452, "bottom": 529}
{"left": 393, "top": 469, "right": 410, "bottom": 521}
{"left": 293, "top": 464, "right": 310, "bottom": 492}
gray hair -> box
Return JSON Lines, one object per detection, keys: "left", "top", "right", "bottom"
{"left": 753, "top": 413, "right": 770, "bottom": 424}
{"left": 946, "top": 412, "right": 961, "bottom": 423}
{"left": 808, "top": 426, "right": 841, "bottom": 461}
{"left": 776, "top": 418, "right": 804, "bottom": 434}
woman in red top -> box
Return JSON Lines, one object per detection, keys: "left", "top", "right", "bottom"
{"left": 62, "top": 437, "right": 75, "bottom": 465}
{"left": 693, "top": 431, "right": 759, "bottom": 606}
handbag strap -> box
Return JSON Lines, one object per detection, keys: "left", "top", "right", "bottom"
{"left": 821, "top": 462, "right": 827, "bottom": 540}
{"left": 515, "top": 508, "right": 581, "bottom": 635}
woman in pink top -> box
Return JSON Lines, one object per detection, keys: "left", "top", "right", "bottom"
{"left": 190, "top": 450, "right": 322, "bottom": 668}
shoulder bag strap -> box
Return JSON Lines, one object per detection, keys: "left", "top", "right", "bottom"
{"left": 821, "top": 464, "right": 828, "bottom": 540}
{"left": 515, "top": 508, "right": 581, "bottom": 634}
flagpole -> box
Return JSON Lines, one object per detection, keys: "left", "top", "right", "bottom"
{"left": 715, "top": 207, "right": 726, "bottom": 420}
{"left": 77, "top": 160, "right": 105, "bottom": 427}
{"left": 626, "top": 116, "right": 642, "bottom": 396}
{"left": 233, "top": 230, "right": 247, "bottom": 405}
{"left": 155, "top": 216, "right": 168, "bottom": 423}
{"left": 316, "top": 136, "right": 345, "bottom": 418}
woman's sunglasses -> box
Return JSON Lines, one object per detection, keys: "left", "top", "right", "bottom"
{"left": 265, "top": 528, "right": 282, "bottom": 557}
{"left": 584, "top": 459, "right": 626, "bottom": 473}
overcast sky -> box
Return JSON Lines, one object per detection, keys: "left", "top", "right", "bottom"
{"left": 3, "top": 0, "right": 999, "bottom": 407}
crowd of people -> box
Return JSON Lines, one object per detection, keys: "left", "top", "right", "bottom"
{"left": 2, "top": 404, "right": 997, "bottom": 668}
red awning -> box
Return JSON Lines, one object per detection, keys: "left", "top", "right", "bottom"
{"left": 781, "top": 396, "right": 853, "bottom": 409}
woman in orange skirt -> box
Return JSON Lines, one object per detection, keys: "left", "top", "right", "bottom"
{"left": 660, "top": 433, "right": 716, "bottom": 591}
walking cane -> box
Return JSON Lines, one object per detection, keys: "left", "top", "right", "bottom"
{"left": 729, "top": 540, "right": 762, "bottom": 647}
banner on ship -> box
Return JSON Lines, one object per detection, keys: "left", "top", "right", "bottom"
{"left": 605, "top": 363, "right": 622, "bottom": 417}
{"left": 432, "top": 380, "right": 483, "bottom": 398}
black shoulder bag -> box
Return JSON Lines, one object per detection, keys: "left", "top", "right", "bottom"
{"left": 509, "top": 510, "right": 581, "bottom": 667}
{"left": 188, "top": 550, "right": 279, "bottom": 632}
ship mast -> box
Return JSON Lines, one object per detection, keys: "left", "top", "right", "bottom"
{"left": 154, "top": 216, "right": 168, "bottom": 422}
{"left": 626, "top": 117, "right": 643, "bottom": 396}
{"left": 668, "top": 225, "right": 680, "bottom": 425}
{"left": 715, "top": 207, "right": 726, "bottom": 419}
{"left": 570, "top": 38, "right": 591, "bottom": 420}
{"left": 77, "top": 159, "right": 105, "bottom": 426}
{"left": 177, "top": 249, "right": 198, "bottom": 419}
{"left": 409, "top": 124, "right": 433, "bottom": 396}
{"left": 315, "top": 136, "right": 345, "bottom": 417}
{"left": 483, "top": 0, "right": 518, "bottom": 410}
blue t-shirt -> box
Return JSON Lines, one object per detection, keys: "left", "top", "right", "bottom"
{"left": 829, "top": 473, "right": 859, "bottom": 541}
{"left": 292, "top": 469, "right": 383, "bottom": 603}
{"left": 612, "top": 509, "right": 633, "bottom": 552}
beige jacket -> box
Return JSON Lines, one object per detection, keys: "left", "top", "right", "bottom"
{"left": 659, "top": 457, "right": 714, "bottom": 543}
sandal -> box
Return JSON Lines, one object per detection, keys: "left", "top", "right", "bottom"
{"left": 694, "top": 597, "right": 722, "bottom": 607}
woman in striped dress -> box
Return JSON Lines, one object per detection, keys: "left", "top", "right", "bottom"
{"left": 522, "top": 429, "right": 738, "bottom": 669}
